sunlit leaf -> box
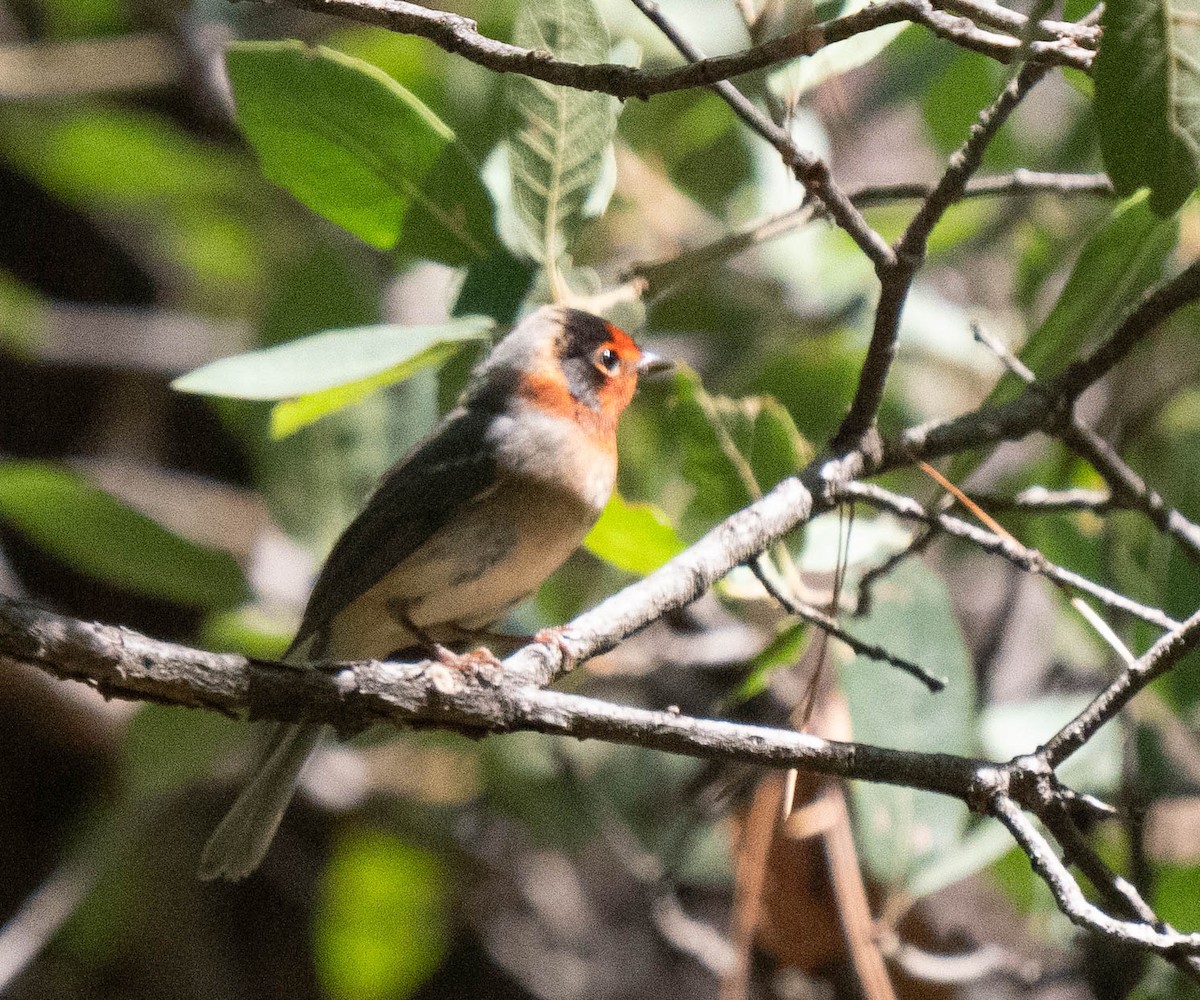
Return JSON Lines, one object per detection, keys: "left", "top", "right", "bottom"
{"left": 315, "top": 830, "right": 449, "bottom": 1000}
{"left": 227, "top": 41, "right": 497, "bottom": 262}
{"left": 173, "top": 317, "right": 494, "bottom": 410}
{"left": 505, "top": 0, "right": 621, "bottom": 262}
{"left": 583, "top": 492, "right": 684, "bottom": 575}
{"left": 842, "top": 559, "right": 977, "bottom": 894}
{"left": 0, "top": 462, "right": 249, "bottom": 607}
{"left": 269, "top": 339, "right": 475, "bottom": 438}
{"left": 1095, "top": 0, "right": 1200, "bottom": 215}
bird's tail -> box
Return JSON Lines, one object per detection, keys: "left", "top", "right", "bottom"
{"left": 197, "top": 720, "right": 324, "bottom": 881}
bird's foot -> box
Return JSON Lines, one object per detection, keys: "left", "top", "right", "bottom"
{"left": 431, "top": 643, "right": 504, "bottom": 677}
{"left": 534, "top": 625, "right": 580, "bottom": 672}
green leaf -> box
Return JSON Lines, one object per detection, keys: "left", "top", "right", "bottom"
{"left": 505, "top": 0, "right": 621, "bottom": 262}
{"left": 583, "top": 492, "right": 685, "bottom": 575}
{"left": 173, "top": 318, "right": 494, "bottom": 436}
{"left": 1095, "top": 0, "right": 1200, "bottom": 216}
{"left": 841, "top": 559, "right": 977, "bottom": 894}
{"left": 269, "top": 339, "right": 476, "bottom": 438}
{"left": 769, "top": 21, "right": 907, "bottom": 100}
{"left": 990, "top": 194, "right": 1178, "bottom": 407}
{"left": 668, "top": 367, "right": 814, "bottom": 539}
{"left": 226, "top": 41, "right": 497, "bottom": 262}
{"left": 0, "top": 462, "right": 249, "bottom": 607}
{"left": 315, "top": 830, "right": 449, "bottom": 1000}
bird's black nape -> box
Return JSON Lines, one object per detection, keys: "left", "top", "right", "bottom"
{"left": 558, "top": 308, "right": 613, "bottom": 360}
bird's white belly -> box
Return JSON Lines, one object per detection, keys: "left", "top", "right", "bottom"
{"left": 325, "top": 478, "right": 601, "bottom": 659}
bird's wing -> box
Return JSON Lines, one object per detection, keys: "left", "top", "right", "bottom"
{"left": 290, "top": 406, "right": 498, "bottom": 653}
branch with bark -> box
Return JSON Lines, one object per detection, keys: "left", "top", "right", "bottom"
{"left": 251, "top": 0, "right": 1094, "bottom": 102}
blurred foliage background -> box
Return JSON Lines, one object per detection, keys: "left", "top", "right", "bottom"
{"left": 2, "top": 0, "right": 1200, "bottom": 997}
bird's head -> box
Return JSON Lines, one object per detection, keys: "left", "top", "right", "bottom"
{"left": 473, "top": 305, "right": 667, "bottom": 437}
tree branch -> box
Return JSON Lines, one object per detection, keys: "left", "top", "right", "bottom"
{"left": 0, "top": 594, "right": 983, "bottom": 797}
{"left": 833, "top": 61, "right": 1047, "bottom": 451}
{"left": 628, "top": 0, "right": 895, "bottom": 269}
{"left": 625, "top": 171, "right": 1112, "bottom": 297}
{"left": 8, "top": 582, "right": 1200, "bottom": 958}
{"left": 840, "top": 481, "right": 1181, "bottom": 631}
{"left": 890, "top": 256, "right": 1200, "bottom": 467}
{"left": 246, "top": 0, "right": 1093, "bottom": 101}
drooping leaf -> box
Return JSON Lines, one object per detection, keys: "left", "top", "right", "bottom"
{"left": 1095, "top": 0, "right": 1200, "bottom": 216}
{"left": 0, "top": 462, "right": 249, "bottom": 607}
{"left": 226, "top": 41, "right": 497, "bottom": 262}
{"left": 841, "top": 559, "right": 977, "bottom": 894}
{"left": 315, "top": 830, "right": 449, "bottom": 1000}
{"left": 505, "top": 0, "right": 621, "bottom": 262}
{"left": 583, "top": 492, "right": 685, "bottom": 575}
{"left": 173, "top": 318, "right": 494, "bottom": 437}
{"left": 990, "top": 194, "right": 1178, "bottom": 407}
{"left": 668, "top": 367, "right": 814, "bottom": 539}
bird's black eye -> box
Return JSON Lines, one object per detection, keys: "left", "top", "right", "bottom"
{"left": 595, "top": 347, "right": 621, "bottom": 376}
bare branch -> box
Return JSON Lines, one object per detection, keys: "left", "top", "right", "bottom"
{"left": 1064, "top": 423, "right": 1200, "bottom": 563}
{"left": 840, "top": 482, "right": 1182, "bottom": 631}
{"left": 833, "top": 62, "right": 1047, "bottom": 451}
{"left": 245, "top": 0, "right": 1093, "bottom": 101}
{"left": 0, "top": 595, "right": 984, "bottom": 798}
{"left": 1040, "top": 605, "right": 1200, "bottom": 769}
{"left": 935, "top": 0, "right": 1100, "bottom": 45}
{"left": 990, "top": 795, "right": 1200, "bottom": 955}
{"left": 972, "top": 305, "right": 1200, "bottom": 562}
{"left": 628, "top": 0, "right": 894, "bottom": 269}
{"left": 750, "top": 558, "right": 948, "bottom": 691}
{"left": 891, "top": 257, "right": 1200, "bottom": 467}
{"left": 968, "top": 486, "right": 1115, "bottom": 514}
{"left": 627, "top": 172, "right": 1113, "bottom": 298}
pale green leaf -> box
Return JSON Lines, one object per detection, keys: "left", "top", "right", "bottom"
{"left": 842, "top": 559, "right": 976, "bottom": 894}
{"left": 269, "top": 339, "right": 474, "bottom": 438}
{"left": 769, "top": 22, "right": 907, "bottom": 100}
{"left": 583, "top": 492, "right": 684, "bottom": 575}
{"left": 506, "top": 0, "right": 621, "bottom": 262}
{"left": 173, "top": 317, "right": 494, "bottom": 400}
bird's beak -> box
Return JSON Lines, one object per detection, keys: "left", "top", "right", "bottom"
{"left": 636, "top": 351, "right": 673, "bottom": 376}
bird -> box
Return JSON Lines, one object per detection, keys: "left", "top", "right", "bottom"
{"left": 199, "top": 304, "right": 664, "bottom": 880}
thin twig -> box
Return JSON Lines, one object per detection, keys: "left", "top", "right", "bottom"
{"left": 891, "top": 260, "right": 1200, "bottom": 467}
{"left": 990, "top": 794, "right": 1200, "bottom": 956}
{"left": 935, "top": 0, "right": 1100, "bottom": 45}
{"left": 626, "top": 172, "right": 1113, "bottom": 297}
{"left": 840, "top": 482, "right": 1182, "bottom": 631}
{"left": 833, "top": 62, "right": 1047, "bottom": 451}
{"left": 973, "top": 311, "right": 1200, "bottom": 563}
{"left": 629, "top": 0, "right": 895, "bottom": 269}
{"left": 751, "top": 558, "right": 947, "bottom": 691}
{"left": 966, "top": 487, "right": 1115, "bottom": 514}
{"left": 1039, "top": 604, "right": 1200, "bottom": 768}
